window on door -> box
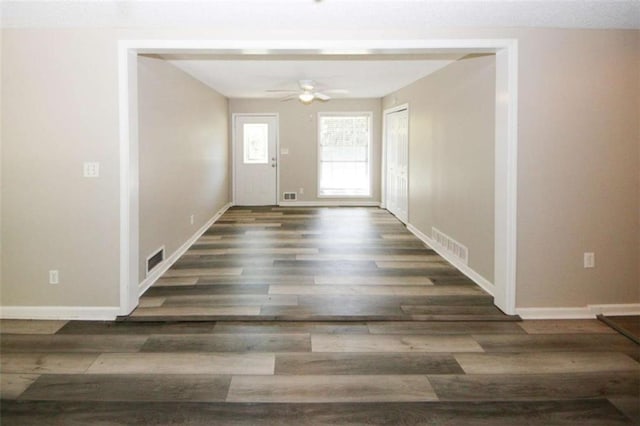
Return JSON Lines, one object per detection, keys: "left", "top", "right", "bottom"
{"left": 318, "top": 112, "right": 372, "bottom": 197}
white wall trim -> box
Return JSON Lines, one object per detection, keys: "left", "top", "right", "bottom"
{"left": 120, "top": 39, "right": 518, "bottom": 318}
{"left": 279, "top": 201, "right": 381, "bottom": 207}
{"left": 0, "top": 306, "right": 121, "bottom": 321}
{"left": 492, "top": 40, "right": 518, "bottom": 315}
{"left": 517, "top": 304, "right": 640, "bottom": 320}
{"left": 588, "top": 304, "right": 640, "bottom": 316}
{"left": 407, "top": 223, "right": 495, "bottom": 297}
{"left": 138, "top": 202, "right": 232, "bottom": 296}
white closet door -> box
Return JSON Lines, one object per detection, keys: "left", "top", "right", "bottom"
{"left": 384, "top": 107, "right": 409, "bottom": 223}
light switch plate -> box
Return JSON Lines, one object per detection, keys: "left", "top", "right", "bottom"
{"left": 83, "top": 162, "right": 100, "bottom": 178}
{"left": 583, "top": 252, "right": 595, "bottom": 268}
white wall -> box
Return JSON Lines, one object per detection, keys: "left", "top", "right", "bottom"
{"left": 137, "top": 55, "right": 229, "bottom": 282}
{"left": 383, "top": 54, "right": 496, "bottom": 282}
{"left": 229, "top": 98, "right": 382, "bottom": 204}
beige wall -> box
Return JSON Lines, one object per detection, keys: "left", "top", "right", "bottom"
{"left": 1, "top": 29, "right": 121, "bottom": 307}
{"left": 228, "top": 98, "right": 382, "bottom": 204}
{"left": 515, "top": 29, "right": 639, "bottom": 307}
{"left": 137, "top": 56, "right": 229, "bottom": 282}
{"left": 1, "top": 26, "right": 638, "bottom": 313}
{"left": 383, "top": 54, "right": 496, "bottom": 282}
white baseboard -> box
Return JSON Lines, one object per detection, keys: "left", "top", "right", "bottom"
{"left": 406, "top": 223, "right": 495, "bottom": 296}
{"left": 517, "top": 304, "right": 640, "bottom": 320}
{"left": 0, "top": 306, "right": 120, "bottom": 321}
{"left": 278, "top": 201, "right": 381, "bottom": 207}
{"left": 138, "top": 201, "right": 233, "bottom": 296}
{"left": 589, "top": 304, "right": 640, "bottom": 316}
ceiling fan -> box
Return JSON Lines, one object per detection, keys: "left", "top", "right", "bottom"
{"left": 267, "top": 80, "right": 347, "bottom": 104}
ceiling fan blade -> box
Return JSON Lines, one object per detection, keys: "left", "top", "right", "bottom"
{"left": 299, "top": 79, "right": 315, "bottom": 91}
{"left": 280, "top": 94, "right": 298, "bottom": 102}
{"left": 314, "top": 92, "right": 331, "bottom": 101}
{"left": 266, "top": 89, "right": 298, "bottom": 93}
{"left": 323, "top": 89, "right": 349, "bottom": 95}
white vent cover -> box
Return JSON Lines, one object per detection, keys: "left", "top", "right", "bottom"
{"left": 431, "top": 227, "right": 468, "bottom": 265}
{"left": 283, "top": 192, "right": 297, "bottom": 201}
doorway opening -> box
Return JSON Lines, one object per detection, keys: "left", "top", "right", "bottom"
{"left": 119, "top": 40, "right": 518, "bottom": 316}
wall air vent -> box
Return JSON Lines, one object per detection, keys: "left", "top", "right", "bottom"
{"left": 146, "top": 246, "right": 165, "bottom": 276}
{"left": 283, "top": 192, "right": 297, "bottom": 201}
{"left": 431, "top": 228, "right": 469, "bottom": 265}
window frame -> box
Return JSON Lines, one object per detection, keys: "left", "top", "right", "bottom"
{"left": 317, "top": 111, "right": 373, "bottom": 198}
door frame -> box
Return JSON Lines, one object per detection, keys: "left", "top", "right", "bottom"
{"left": 381, "top": 103, "right": 410, "bottom": 223}
{"left": 231, "top": 113, "right": 280, "bottom": 206}
{"left": 118, "top": 39, "right": 518, "bottom": 316}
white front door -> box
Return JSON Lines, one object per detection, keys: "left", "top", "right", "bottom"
{"left": 384, "top": 106, "right": 409, "bottom": 223}
{"left": 234, "top": 114, "right": 278, "bottom": 206}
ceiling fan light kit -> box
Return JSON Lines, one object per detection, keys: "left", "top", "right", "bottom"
{"left": 269, "top": 79, "right": 346, "bottom": 104}
{"left": 298, "top": 91, "right": 315, "bottom": 104}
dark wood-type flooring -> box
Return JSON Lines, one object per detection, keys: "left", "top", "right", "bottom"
{"left": 1, "top": 207, "right": 638, "bottom": 425}
{"left": 129, "top": 206, "right": 518, "bottom": 321}
{"left": 599, "top": 315, "right": 640, "bottom": 345}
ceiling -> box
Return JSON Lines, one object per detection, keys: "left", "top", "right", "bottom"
{"left": 2, "top": 1, "right": 639, "bottom": 29}
{"left": 164, "top": 54, "right": 465, "bottom": 99}
{"left": 3, "top": 0, "right": 636, "bottom": 100}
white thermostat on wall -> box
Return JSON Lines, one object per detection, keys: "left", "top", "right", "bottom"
{"left": 280, "top": 148, "right": 289, "bottom": 155}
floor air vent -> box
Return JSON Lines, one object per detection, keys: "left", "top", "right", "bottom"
{"left": 431, "top": 228, "right": 469, "bottom": 265}
{"left": 146, "top": 247, "right": 165, "bottom": 276}
{"left": 283, "top": 192, "right": 297, "bottom": 201}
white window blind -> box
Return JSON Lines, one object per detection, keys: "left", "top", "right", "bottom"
{"left": 318, "top": 114, "right": 371, "bottom": 197}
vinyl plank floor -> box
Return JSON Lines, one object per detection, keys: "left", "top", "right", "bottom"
{"left": 0, "top": 374, "right": 39, "bottom": 399}
{"left": 213, "top": 321, "right": 369, "bottom": 334}
{"left": 275, "top": 353, "right": 464, "bottom": 375}
{"left": 472, "top": 333, "right": 640, "bottom": 354}
{"left": 1, "top": 353, "right": 100, "bottom": 374}
{"left": 608, "top": 396, "right": 640, "bottom": 424}
{"left": 56, "top": 320, "right": 218, "bottom": 335}
{"left": 455, "top": 352, "right": 640, "bottom": 375}
{"left": 145, "top": 284, "right": 270, "bottom": 296}
{"left": 10, "top": 208, "right": 636, "bottom": 423}
{"left": 268, "top": 284, "right": 438, "bottom": 296}
{"left": 19, "top": 374, "right": 232, "bottom": 402}
{"left": 400, "top": 305, "right": 507, "bottom": 315}
{"left": 313, "top": 276, "right": 433, "bottom": 285}
{"left": 226, "top": 374, "right": 437, "bottom": 402}
{"left": 518, "top": 320, "right": 617, "bottom": 334}
{"left": 312, "top": 334, "right": 484, "bottom": 353}
{"left": 0, "top": 335, "right": 147, "bottom": 353}
{"left": 86, "top": 353, "right": 275, "bottom": 375}
{"left": 129, "top": 306, "right": 261, "bottom": 318}
{"left": 428, "top": 372, "right": 640, "bottom": 400}
{"left": 0, "top": 400, "right": 633, "bottom": 426}
{"left": 162, "top": 268, "right": 243, "bottom": 277}
{"left": 152, "top": 277, "right": 199, "bottom": 287}
{"left": 140, "top": 333, "right": 311, "bottom": 353}
{"left": 0, "top": 320, "right": 67, "bottom": 335}
{"left": 160, "top": 294, "right": 298, "bottom": 307}
{"left": 367, "top": 321, "right": 526, "bottom": 335}
{"left": 138, "top": 296, "right": 166, "bottom": 307}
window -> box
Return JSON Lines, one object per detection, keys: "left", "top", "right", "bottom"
{"left": 243, "top": 123, "right": 269, "bottom": 164}
{"left": 318, "top": 113, "right": 372, "bottom": 197}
